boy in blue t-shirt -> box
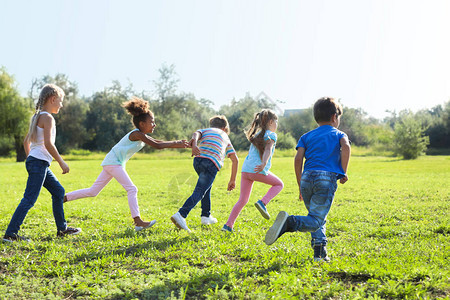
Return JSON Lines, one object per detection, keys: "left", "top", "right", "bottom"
{"left": 265, "top": 97, "right": 351, "bottom": 262}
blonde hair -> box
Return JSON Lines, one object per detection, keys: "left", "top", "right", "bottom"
{"left": 245, "top": 109, "right": 278, "bottom": 158}
{"left": 25, "top": 84, "right": 65, "bottom": 143}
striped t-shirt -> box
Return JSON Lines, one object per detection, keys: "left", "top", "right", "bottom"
{"left": 196, "top": 128, "right": 235, "bottom": 170}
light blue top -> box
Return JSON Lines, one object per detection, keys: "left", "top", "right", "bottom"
{"left": 241, "top": 130, "right": 277, "bottom": 175}
{"left": 101, "top": 129, "right": 145, "bottom": 167}
{"left": 296, "top": 125, "right": 347, "bottom": 179}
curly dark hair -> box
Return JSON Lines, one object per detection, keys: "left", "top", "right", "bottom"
{"left": 122, "top": 97, "right": 154, "bottom": 129}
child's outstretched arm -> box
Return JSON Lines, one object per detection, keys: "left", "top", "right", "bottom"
{"left": 130, "top": 131, "right": 189, "bottom": 149}
{"left": 227, "top": 152, "right": 239, "bottom": 191}
{"left": 254, "top": 140, "right": 275, "bottom": 173}
{"left": 339, "top": 136, "right": 351, "bottom": 184}
{"left": 294, "top": 147, "right": 305, "bottom": 200}
{"left": 41, "top": 114, "right": 69, "bottom": 174}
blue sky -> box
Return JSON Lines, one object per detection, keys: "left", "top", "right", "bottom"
{"left": 1, "top": 0, "right": 449, "bottom": 118}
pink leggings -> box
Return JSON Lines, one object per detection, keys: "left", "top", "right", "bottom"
{"left": 226, "top": 172, "right": 284, "bottom": 228}
{"left": 65, "top": 165, "right": 140, "bottom": 218}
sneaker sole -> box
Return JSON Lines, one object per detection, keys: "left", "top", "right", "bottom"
{"left": 170, "top": 216, "right": 191, "bottom": 232}
{"left": 264, "top": 211, "right": 288, "bottom": 245}
{"left": 2, "top": 238, "right": 14, "bottom": 243}
{"left": 255, "top": 202, "right": 270, "bottom": 220}
{"left": 135, "top": 220, "right": 157, "bottom": 232}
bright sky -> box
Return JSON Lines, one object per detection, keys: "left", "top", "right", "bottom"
{"left": 2, "top": 0, "right": 450, "bottom": 118}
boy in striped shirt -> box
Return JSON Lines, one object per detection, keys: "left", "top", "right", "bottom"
{"left": 171, "top": 116, "right": 239, "bottom": 232}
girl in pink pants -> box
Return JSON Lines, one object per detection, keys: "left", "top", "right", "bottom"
{"left": 223, "top": 109, "right": 283, "bottom": 232}
{"left": 65, "top": 97, "right": 189, "bottom": 232}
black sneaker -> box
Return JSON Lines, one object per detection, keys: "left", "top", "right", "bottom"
{"left": 313, "top": 245, "right": 330, "bottom": 262}
{"left": 3, "top": 234, "right": 31, "bottom": 243}
{"left": 57, "top": 227, "right": 82, "bottom": 237}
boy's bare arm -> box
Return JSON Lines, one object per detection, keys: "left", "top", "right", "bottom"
{"left": 227, "top": 152, "right": 239, "bottom": 191}
{"left": 190, "top": 131, "right": 202, "bottom": 156}
{"left": 340, "top": 136, "right": 351, "bottom": 184}
{"left": 294, "top": 148, "right": 305, "bottom": 200}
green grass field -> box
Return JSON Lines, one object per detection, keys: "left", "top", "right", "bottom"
{"left": 0, "top": 154, "right": 449, "bottom": 299}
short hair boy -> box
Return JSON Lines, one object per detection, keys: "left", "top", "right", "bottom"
{"left": 264, "top": 97, "right": 351, "bottom": 262}
{"left": 171, "top": 115, "right": 239, "bottom": 232}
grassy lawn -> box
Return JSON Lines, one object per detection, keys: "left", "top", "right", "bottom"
{"left": 0, "top": 155, "right": 449, "bottom": 299}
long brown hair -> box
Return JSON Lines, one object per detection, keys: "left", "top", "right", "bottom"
{"left": 245, "top": 109, "right": 278, "bottom": 158}
{"left": 122, "top": 97, "right": 153, "bottom": 129}
{"left": 25, "top": 84, "right": 65, "bottom": 144}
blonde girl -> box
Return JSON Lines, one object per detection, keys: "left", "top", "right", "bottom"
{"left": 64, "top": 97, "right": 189, "bottom": 231}
{"left": 3, "top": 84, "right": 81, "bottom": 242}
{"left": 222, "top": 109, "right": 284, "bottom": 232}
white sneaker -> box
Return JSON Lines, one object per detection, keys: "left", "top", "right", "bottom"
{"left": 135, "top": 220, "right": 157, "bottom": 232}
{"left": 171, "top": 212, "right": 191, "bottom": 232}
{"left": 201, "top": 215, "right": 218, "bottom": 225}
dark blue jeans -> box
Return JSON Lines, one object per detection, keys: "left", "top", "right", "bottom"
{"left": 5, "top": 156, "right": 67, "bottom": 236}
{"left": 179, "top": 157, "right": 218, "bottom": 218}
{"left": 287, "top": 170, "right": 337, "bottom": 247}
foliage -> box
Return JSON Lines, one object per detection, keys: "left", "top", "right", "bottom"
{"left": 84, "top": 81, "right": 135, "bottom": 151}
{"left": 0, "top": 67, "right": 33, "bottom": 161}
{"left": 278, "top": 108, "right": 315, "bottom": 141}
{"left": 219, "top": 95, "right": 278, "bottom": 150}
{"left": 393, "top": 111, "right": 430, "bottom": 159}
{"left": 0, "top": 155, "right": 449, "bottom": 299}
{"left": 275, "top": 131, "right": 296, "bottom": 150}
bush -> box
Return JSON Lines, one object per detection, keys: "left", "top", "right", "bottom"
{"left": 276, "top": 132, "right": 296, "bottom": 150}
{"left": 393, "top": 114, "right": 429, "bottom": 159}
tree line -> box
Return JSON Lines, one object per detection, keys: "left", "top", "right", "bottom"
{"left": 1, "top": 65, "right": 449, "bottom": 162}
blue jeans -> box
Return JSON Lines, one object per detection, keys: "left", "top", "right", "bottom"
{"left": 288, "top": 170, "right": 337, "bottom": 247}
{"left": 179, "top": 157, "right": 218, "bottom": 218}
{"left": 5, "top": 156, "right": 67, "bottom": 236}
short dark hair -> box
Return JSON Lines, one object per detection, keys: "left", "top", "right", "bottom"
{"left": 313, "top": 97, "right": 343, "bottom": 123}
{"left": 209, "top": 115, "right": 229, "bottom": 133}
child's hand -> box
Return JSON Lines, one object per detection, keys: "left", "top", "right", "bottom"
{"left": 59, "top": 161, "right": 70, "bottom": 174}
{"left": 227, "top": 180, "right": 235, "bottom": 191}
{"left": 191, "top": 145, "right": 201, "bottom": 157}
{"left": 339, "top": 175, "right": 348, "bottom": 184}
{"left": 254, "top": 164, "right": 265, "bottom": 173}
{"left": 180, "top": 139, "right": 190, "bottom": 148}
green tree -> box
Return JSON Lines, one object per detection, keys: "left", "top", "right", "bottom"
{"left": 219, "top": 95, "right": 277, "bottom": 150}
{"left": 393, "top": 111, "right": 429, "bottom": 159}
{"left": 0, "top": 67, "right": 32, "bottom": 161}
{"left": 84, "top": 81, "right": 135, "bottom": 151}
{"left": 278, "top": 108, "right": 315, "bottom": 141}
{"left": 153, "top": 63, "right": 179, "bottom": 114}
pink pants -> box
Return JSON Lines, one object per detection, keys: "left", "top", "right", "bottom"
{"left": 65, "top": 165, "right": 140, "bottom": 218}
{"left": 226, "top": 171, "right": 284, "bottom": 228}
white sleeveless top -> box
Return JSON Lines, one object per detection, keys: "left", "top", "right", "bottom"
{"left": 28, "top": 112, "right": 56, "bottom": 164}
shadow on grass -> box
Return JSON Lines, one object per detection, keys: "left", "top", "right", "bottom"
{"left": 69, "top": 233, "right": 191, "bottom": 263}
{"left": 102, "top": 261, "right": 290, "bottom": 300}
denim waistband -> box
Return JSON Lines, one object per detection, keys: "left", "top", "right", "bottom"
{"left": 303, "top": 170, "right": 337, "bottom": 177}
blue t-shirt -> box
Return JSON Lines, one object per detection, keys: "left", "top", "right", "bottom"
{"left": 296, "top": 125, "right": 347, "bottom": 179}
{"left": 242, "top": 130, "right": 277, "bottom": 175}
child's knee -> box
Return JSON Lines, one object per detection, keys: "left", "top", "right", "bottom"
{"left": 127, "top": 185, "right": 138, "bottom": 195}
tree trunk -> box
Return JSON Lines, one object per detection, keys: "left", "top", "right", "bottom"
{"left": 14, "top": 135, "right": 26, "bottom": 162}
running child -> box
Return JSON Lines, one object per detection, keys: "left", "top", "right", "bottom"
{"left": 3, "top": 84, "right": 81, "bottom": 242}
{"left": 222, "top": 109, "right": 283, "bottom": 232}
{"left": 265, "top": 97, "right": 351, "bottom": 262}
{"left": 171, "top": 115, "right": 239, "bottom": 232}
{"left": 64, "top": 97, "right": 189, "bottom": 232}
